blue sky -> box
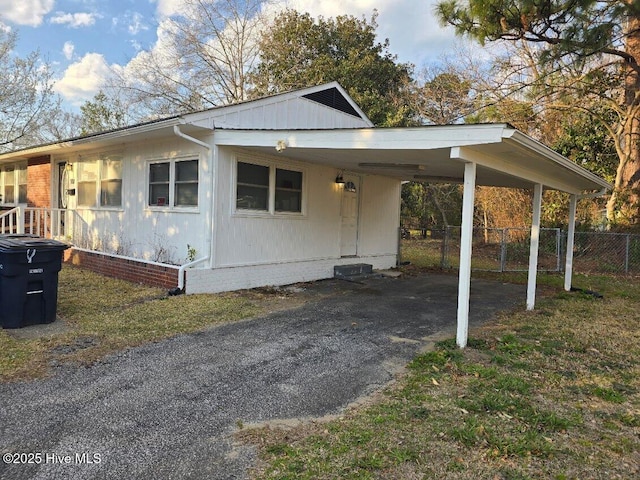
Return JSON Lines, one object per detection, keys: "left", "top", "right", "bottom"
{"left": 0, "top": 0, "right": 462, "bottom": 110}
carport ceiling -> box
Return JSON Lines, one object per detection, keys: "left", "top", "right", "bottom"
{"left": 214, "top": 124, "right": 611, "bottom": 194}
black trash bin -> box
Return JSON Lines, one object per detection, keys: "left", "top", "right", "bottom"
{"left": 0, "top": 234, "right": 70, "bottom": 329}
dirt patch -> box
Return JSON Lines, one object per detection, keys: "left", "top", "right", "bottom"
{"left": 3, "top": 317, "right": 73, "bottom": 340}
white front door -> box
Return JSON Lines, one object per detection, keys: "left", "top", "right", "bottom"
{"left": 55, "top": 161, "right": 71, "bottom": 238}
{"left": 340, "top": 176, "right": 359, "bottom": 256}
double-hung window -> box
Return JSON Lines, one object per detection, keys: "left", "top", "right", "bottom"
{"left": 0, "top": 163, "right": 27, "bottom": 205}
{"left": 235, "top": 159, "right": 303, "bottom": 214}
{"left": 101, "top": 157, "right": 123, "bottom": 207}
{"left": 77, "top": 153, "right": 123, "bottom": 208}
{"left": 236, "top": 162, "right": 269, "bottom": 210}
{"left": 148, "top": 158, "right": 199, "bottom": 208}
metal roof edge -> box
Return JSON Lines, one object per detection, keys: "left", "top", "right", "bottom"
{"left": 0, "top": 116, "right": 186, "bottom": 161}
{"left": 502, "top": 128, "right": 612, "bottom": 191}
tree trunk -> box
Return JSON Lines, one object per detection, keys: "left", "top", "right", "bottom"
{"left": 618, "top": 9, "right": 640, "bottom": 222}
{"left": 429, "top": 185, "right": 449, "bottom": 228}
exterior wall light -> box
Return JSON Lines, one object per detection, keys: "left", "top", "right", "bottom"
{"left": 344, "top": 181, "right": 357, "bottom": 193}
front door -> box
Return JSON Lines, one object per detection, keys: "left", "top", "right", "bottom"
{"left": 55, "top": 161, "right": 70, "bottom": 237}
{"left": 57, "top": 162, "right": 68, "bottom": 208}
{"left": 340, "top": 176, "right": 359, "bottom": 256}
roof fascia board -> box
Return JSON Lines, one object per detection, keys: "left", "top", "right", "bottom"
{"left": 503, "top": 129, "right": 611, "bottom": 190}
{"left": 0, "top": 117, "right": 187, "bottom": 162}
{"left": 213, "top": 124, "right": 508, "bottom": 150}
{"left": 451, "top": 145, "right": 587, "bottom": 194}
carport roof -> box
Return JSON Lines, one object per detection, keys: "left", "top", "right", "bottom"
{"left": 214, "top": 124, "right": 611, "bottom": 194}
{"left": 0, "top": 121, "right": 610, "bottom": 194}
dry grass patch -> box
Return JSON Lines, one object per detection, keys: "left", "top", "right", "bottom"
{"left": 0, "top": 266, "right": 299, "bottom": 382}
{"left": 240, "top": 274, "right": 640, "bottom": 480}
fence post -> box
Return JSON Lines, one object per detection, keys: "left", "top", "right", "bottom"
{"left": 625, "top": 234, "right": 630, "bottom": 274}
{"left": 555, "top": 228, "right": 561, "bottom": 272}
{"left": 559, "top": 230, "right": 565, "bottom": 273}
{"left": 500, "top": 228, "right": 507, "bottom": 272}
{"left": 441, "top": 227, "right": 449, "bottom": 268}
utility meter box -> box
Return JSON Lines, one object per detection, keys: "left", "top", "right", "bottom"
{"left": 0, "top": 234, "right": 70, "bottom": 329}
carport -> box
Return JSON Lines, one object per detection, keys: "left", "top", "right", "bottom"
{"left": 214, "top": 123, "right": 611, "bottom": 347}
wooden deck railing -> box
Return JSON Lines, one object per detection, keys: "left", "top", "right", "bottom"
{"left": 0, "top": 207, "right": 68, "bottom": 239}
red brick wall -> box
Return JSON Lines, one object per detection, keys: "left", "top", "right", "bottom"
{"left": 27, "top": 156, "right": 51, "bottom": 208}
{"left": 64, "top": 248, "right": 180, "bottom": 290}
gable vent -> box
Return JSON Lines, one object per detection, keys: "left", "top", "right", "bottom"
{"left": 302, "top": 87, "right": 362, "bottom": 118}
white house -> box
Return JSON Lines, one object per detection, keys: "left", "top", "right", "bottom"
{"left": 0, "top": 82, "right": 611, "bottom": 346}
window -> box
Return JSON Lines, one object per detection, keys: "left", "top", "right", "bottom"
{"left": 175, "top": 160, "right": 198, "bottom": 207}
{"left": 148, "top": 158, "right": 198, "bottom": 208}
{"left": 2, "top": 167, "right": 14, "bottom": 205}
{"left": 235, "top": 160, "right": 303, "bottom": 214}
{"left": 17, "top": 165, "right": 27, "bottom": 204}
{"left": 236, "top": 162, "right": 269, "bottom": 210}
{"left": 0, "top": 163, "right": 27, "bottom": 205}
{"left": 149, "top": 163, "right": 170, "bottom": 206}
{"left": 77, "top": 153, "right": 122, "bottom": 208}
{"left": 77, "top": 161, "right": 98, "bottom": 207}
{"left": 101, "top": 157, "right": 123, "bottom": 207}
{"left": 275, "top": 168, "right": 302, "bottom": 212}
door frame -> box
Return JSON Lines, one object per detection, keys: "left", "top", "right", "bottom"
{"left": 339, "top": 174, "right": 361, "bottom": 257}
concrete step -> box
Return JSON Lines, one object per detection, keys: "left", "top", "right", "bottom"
{"left": 334, "top": 263, "right": 373, "bottom": 278}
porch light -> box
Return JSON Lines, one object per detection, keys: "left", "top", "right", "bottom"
{"left": 275, "top": 140, "right": 287, "bottom": 152}
{"left": 344, "top": 181, "right": 357, "bottom": 193}
{"left": 335, "top": 172, "right": 345, "bottom": 184}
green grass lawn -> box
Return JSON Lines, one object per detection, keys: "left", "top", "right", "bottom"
{"left": 240, "top": 271, "right": 640, "bottom": 479}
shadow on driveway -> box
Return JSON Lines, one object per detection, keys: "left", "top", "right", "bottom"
{"left": 0, "top": 272, "right": 525, "bottom": 480}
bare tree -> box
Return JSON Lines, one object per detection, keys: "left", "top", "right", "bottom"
{"left": 33, "top": 103, "right": 82, "bottom": 143}
{"left": 112, "top": 0, "right": 267, "bottom": 119}
{"left": 411, "top": 65, "right": 475, "bottom": 125}
{"left": 0, "top": 30, "right": 60, "bottom": 151}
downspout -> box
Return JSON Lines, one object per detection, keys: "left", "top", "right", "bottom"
{"left": 169, "top": 124, "right": 213, "bottom": 295}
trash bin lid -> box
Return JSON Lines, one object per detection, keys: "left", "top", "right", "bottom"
{"left": 0, "top": 234, "right": 70, "bottom": 252}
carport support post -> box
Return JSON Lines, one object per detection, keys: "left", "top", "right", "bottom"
{"left": 564, "top": 194, "right": 577, "bottom": 291}
{"left": 456, "top": 162, "right": 476, "bottom": 348}
{"left": 527, "top": 183, "right": 543, "bottom": 310}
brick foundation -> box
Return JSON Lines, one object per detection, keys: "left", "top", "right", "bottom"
{"left": 64, "top": 248, "right": 180, "bottom": 290}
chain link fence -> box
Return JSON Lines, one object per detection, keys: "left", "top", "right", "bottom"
{"left": 401, "top": 227, "right": 640, "bottom": 275}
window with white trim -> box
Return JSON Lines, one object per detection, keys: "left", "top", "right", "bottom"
{"left": 235, "top": 160, "right": 303, "bottom": 214}
{"left": 148, "top": 158, "right": 199, "bottom": 208}
{"left": 0, "top": 163, "right": 27, "bottom": 205}
{"left": 77, "top": 153, "right": 123, "bottom": 208}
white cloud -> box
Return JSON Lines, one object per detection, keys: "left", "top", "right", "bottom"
{"left": 0, "top": 0, "right": 54, "bottom": 26}
{"left": 49, "top": 12, "right": 97, "bottom": 28}
{"left": 62, "top": 41, "right": 74, "bottom": 60}
{"left": 127, "top": 12, "right": 149, "bottom": 35}
{"left": 54, "top": 53, "right": 112, "bottom": 106}
{"left": 151, "top": 0, "right": 187, "bottom": 18}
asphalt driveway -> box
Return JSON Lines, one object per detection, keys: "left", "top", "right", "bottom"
{"left": 0, "top": 272, "right": 525, "bottom": 480}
